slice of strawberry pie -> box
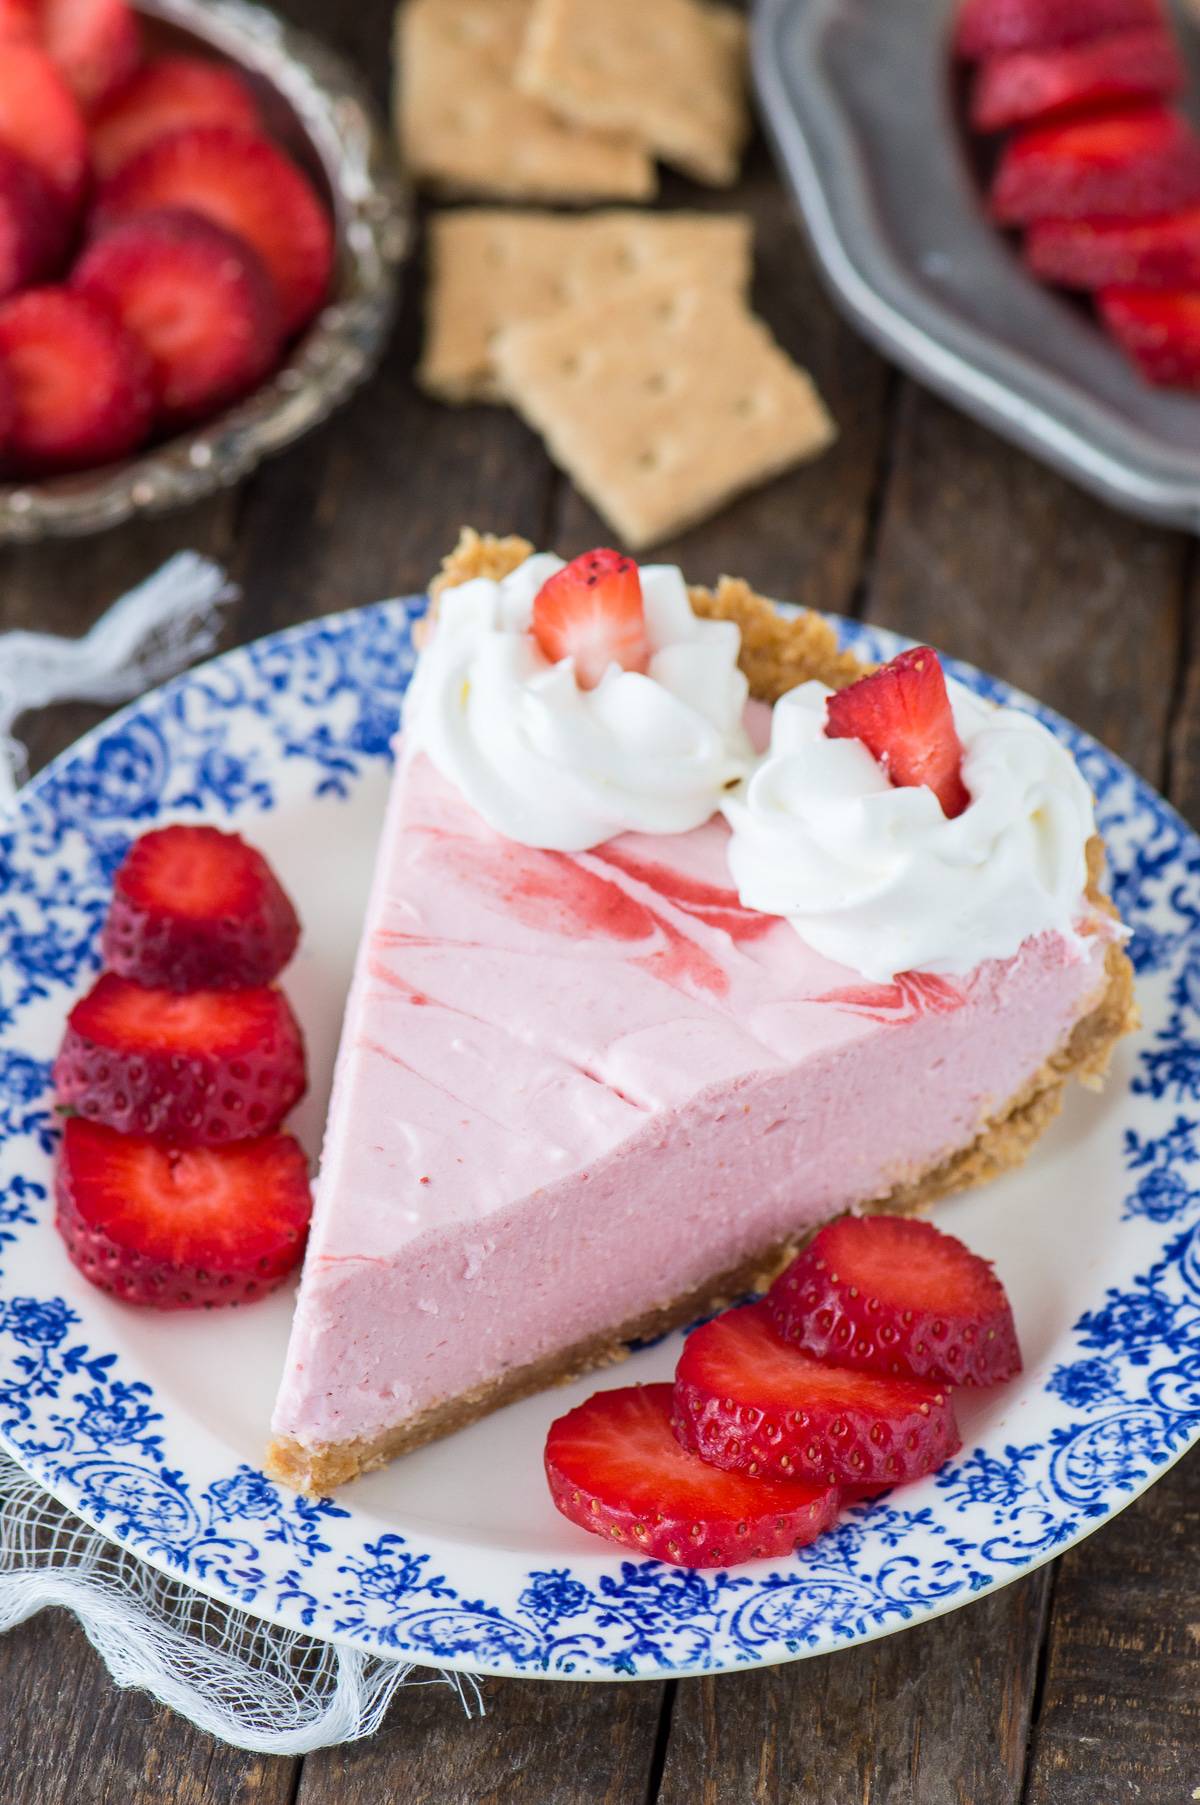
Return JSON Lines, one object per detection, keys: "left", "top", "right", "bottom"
{"left": 265, "top": 531, "right": 1135, "bottom": 1494}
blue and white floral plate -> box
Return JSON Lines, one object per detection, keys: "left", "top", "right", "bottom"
{"left": 1, "top": 601, "right": 1197, "bottom": 1681}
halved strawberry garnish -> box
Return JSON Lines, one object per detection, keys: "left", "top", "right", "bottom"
{"left": 90, "top": 54, "right": 263, "bottom": 181}
{"left": 96, "top": 125, "right": 334, "bottom": 337}
{"left": 768, "top": 1216, "right": 1022, "bottom": 1388}
{"left": 531, "top": 548, "right": 649, "bottom": 689}
{"left": 1098, "top": 287, "right": 1200, "bottom": 386}
{"left": 0, "top": 145, "right": 64, "bottom": 298}
{"left": 39, "top": 0, "right": 142, "bottom": 112}
{"left": 970, "top": 27, "right": 1183, "bottom": 132}
{"left": 74, "top": 209, "right": 283, "bottom": 425}
{"left": 0, "top": 287, "right": 153, "bottom": 472}
{"left": 1027, "top": 207, "right": 1200, "bottom": 288}
{"left": 55, "top": 1117, "right": 312, "bottom": 1310}
{"left": 54, "top": 973, "right": 306, "bottom": 1143}
{"left": 101, "top": 824, "right": 300, "bottom": 990}
{"left": 0, "top": 43, "right": 89, "bottom": 213}
{"left": 825, "top": 645, "right": 970, "bottom": 818}
{"left": 954, "top": 0, "right": 1163, "bottom": 60}
{"left": 992, "top": 106, "right": 1200, "bottom": 224}
{"left": 545, "top": 1382, "right": 841, "bottom": 1569}
{"left": 671, "top": 1304, "right": 961, "bottom": 1488}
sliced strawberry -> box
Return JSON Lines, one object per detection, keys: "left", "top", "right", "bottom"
{"left": 54, "top": 973, "right": 306, "bottom": 1143}
{"left": 101, "top": 824, "right": 300, "bottom": 990}
{"left": 90, "top": 55, "right": 263, "bottom": 181}
{"left": 768, "top": 1216, "right": 1022, "bottom": 1388}
{"left": 545, "top": 1382, "right": 841, "bottom": 1568}
{"left": 0, "top": 287, "right": 152, "bottom": 472}
{"left": 0, "top": 145, "right": 65, "bottom": 298}
{"left": 531, "top": 548, "right": 649, "bottom": 689}
{"left": 1098, "top": 287, "right": 1200, "bottom": 386}
{"left": 74, "top": 209, "right": 283, "bottom": 425}
{"left": 824, "top": 645, "right": 969, "bottom": 817}
{"left": 0, "top": 43, "right": 89, "bottom": 213}
{"left": 970, "top": 27, "right": 1183, "bottom": 132}
{"left": 1027, "top": 208, "right": 1200, "bottom": 287}
{"left": 39, "top": 0, "right": 142, "bottom": 112}
{"left": 992, "top": 106, "right": 1200, "bottom": 224}
{"left": 96, "top": 125, "right": 334, "bottom": 336}
{"left": 55, "top": 1117, "right": 312, "bottom": 1310}
{"left": 671, "top": 1304, "right": 961, "bottom": 1489}
{"left": 954, "top": 0, "right": 1163, "bottom": 59}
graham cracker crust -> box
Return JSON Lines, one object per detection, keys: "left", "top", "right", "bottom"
{"left": 264, "top": 534, "right": 1137, "bottom": 1497}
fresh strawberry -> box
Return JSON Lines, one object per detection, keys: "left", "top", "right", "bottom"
{"left": 74, "top": 209, "right": 282, "bottom": 425}
{"left": 1027, "top": 208, "right": 1200, "bottom": 287}
{"left": 101, "top": 824, "right": 300, "bottom": 990}
{"left": 0, "top": 43, "right": 89, "bottom": 213}
{"left": 55, "top": 1117, "right": 312, "bottom": 1309}
{"left": 0, "top": 287, "right": 153, "bottom": 472}
{"left": 1098, "top": 287, "right": 1200, "bottom": 386}
{"left": 0, "top": 145, "right": 64, "bottom": 298}
{"left": 970, "top": 27, "right": 1183, "bottom": 132}
{"left": 954, "top": 0, "right": 1163, "bottom": 59}
{"left": 96, "top": 125, "right": 334, "bottom": 336}
{"left": 90, "top": 55, "right": 263, "bottom": 181}
{"left": 531, "top": 549, "right": 649, "bottom": 689}
{"left": 54, "top": 973, "right": 306, "bottom": 1143}
{"left": 671, "top": 1304, "right": 961, "bottom": 1489}
{"left": 544, "top": 1382, "right": 841, "bottom": 1569}
{"left": 0, "top": 0, "right": 38, "bottom": 38}
{"left": 768, "top": 1217, "right": 1022, "bottom": 1388}
{"left": 992, "top": 106, "right": 1200, "bottom": 224}
{"left": 39, "top": 0, "right": 142, "bottom": 111}
{"left": 824, "top": 645, "right": 969, "bottom": 818}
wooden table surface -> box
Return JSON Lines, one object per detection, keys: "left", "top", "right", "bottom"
{"left": 1, "top": 2, "right": 1197, "bottom": 1798}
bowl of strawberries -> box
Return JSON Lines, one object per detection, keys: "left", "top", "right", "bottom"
{"left": 0, "top": 0, "right": 406, "bottom": 540}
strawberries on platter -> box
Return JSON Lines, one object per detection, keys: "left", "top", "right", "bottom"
{"left": 531, "top": 548, "right": 650, "bottom": 689}
{"left": 969, "top": 27, "right": 1184, "bottom": 133}
{"left": 74, "top": 208, "right": 282, "bottom": 424}
{"left": 0, "top": 286, "right": 153, "bottom": 469}
{"left": 90, "top": 53, "right": 262, "bottom": 180}
{"left": 545, "top": 1383, "right": 842, "bottom": 1568}
{"left": 0, "top": 42, "right": 89, "bottom": 214}
{"left": 39, "top": 0, "right": 143, "bottom": 112}
{"left": 0, "top": 145, "right": 65, "bottom": 298}
{"left": 954, "top": 0, "right": 1163, "bottom": 59}
{"left": 768, "top": 1216, "right": 1023, "bottom": 1388}
{"left": 54, "top": 972, "right": 307, "bottom": 1143}
{"left": 1026, "top": 207, "right": 1200, "bottom": 288}
{"left": 992, "top": 106, "right": 1200, "bottom": 224}
{"left": 101, "top": 823, "right": 300, "bottom": 990}
{"left": 1097, "top": 287, "right": 1200, "bottom": 386}
{"left": 55, "top": 1117, "right": 312, "bottom": 1309}
{"left": 825, "top": 645, "right": 970, "bottom": 818}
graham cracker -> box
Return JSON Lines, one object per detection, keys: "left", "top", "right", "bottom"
{"left": 421, "top": 208, "right": 753, "bottom": 403}
{"left": 492, "top": 275, "right": 837, "bottom": 548}
{"left": 395, "top": 0, "right": 656, "bottom": 203}
{"left": 518, "top": 0, "right": 750, "bottom": 186}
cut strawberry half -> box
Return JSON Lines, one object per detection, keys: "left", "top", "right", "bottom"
{"left": 39, "top": 0, "right": 142, "bottom": 112}
{"left": 90, "top": 54, "right": 263, "bottom": 181}
{"left": 970, "top": 27, "right": 1183, "bottom": 132}
{"left": 0, "top": 145, "right": 64, "bottom": 298}
{"left": 671, "top": 1304, "right": 961, "bottom": 1489}
{"left": 545, "top": 1382, "right": 841, "bottom": 1569}
{"left": 96, "top": 125, "right": 334, "bottom": 337}
{"left": 531, "top": 548, "right": 649, "bottom": 689}
{"left": 1028, "top": 208, "right": 1200, "bottom": 288}
{"left": 55, "top": 1117, "right": 312, "bottom": 1310}
{"left": 74, "top": 209, "right": 283, "bottom": 425}
{"left": 824, "top": 645, "right": 970, "bottom": 818}
{"left": 768, "top": 1216, "right": 1022, "bottom": 1388}
{"left": 0, "top": 43, "right": 89, "bottom": 213}
{"left": 1098, "top": 287, "right": 1200, "bottom": 386}
{"left": 101, "top": 824, "right": 300, "bottom": 990}
{"left": 0, "top": 287, "right": 153, "bottom": 472}
{"left": 54, "top": 973, "right": 307, "bottom": 1143}
{"left": 991, "top": 106, "right": 1200, "bottom": 225}
{"left": 954, "top": 0, "right": 1163, "bottom": 59}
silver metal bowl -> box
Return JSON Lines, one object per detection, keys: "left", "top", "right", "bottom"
{"left": 0, "top": 0, "right": 408, "bottom": 542}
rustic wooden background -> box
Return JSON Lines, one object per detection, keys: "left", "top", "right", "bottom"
{"left": 0, "top": 1, "right": 1197, "bottom": 1798}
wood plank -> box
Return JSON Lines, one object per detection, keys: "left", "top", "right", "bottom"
{"left": 296, "top": 1675, "right": 667, "bottom": 1805}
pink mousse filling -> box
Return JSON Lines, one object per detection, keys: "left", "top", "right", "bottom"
{"left": 270, "top": 745, "right": 1111, "bottom": 1453}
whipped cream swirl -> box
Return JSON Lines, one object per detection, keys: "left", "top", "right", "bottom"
{"left": 403, "top": 554, "right": 753, "bottom": 850}
{"left": 723, "top": 677, "right": 1097, "bottom": 981}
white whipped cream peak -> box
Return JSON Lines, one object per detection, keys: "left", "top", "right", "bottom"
{"left": 402, "top": 553, "right": 753, "bottom": 851}
{"left": 722, "top": 676, "right": 1098, "bottom": 982}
